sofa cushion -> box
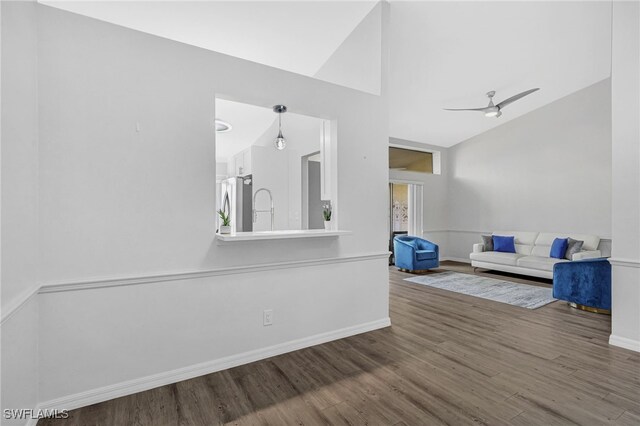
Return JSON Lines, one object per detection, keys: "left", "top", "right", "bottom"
{"left": 565, "top": 238, "right": 584, "bottom": 260}
{"left": 567, "top": 233, "right": 600, "bottom": 251}
{"left": 532, "top": 245, "right": 552, "bottom": 257}
{"left": 416, "top": 250, "right": 437, "bottom": 261}
{"left": 550, "top": 238, "right": 569, "bottom": 259}
{"left": 493, "top": 235, "right": 516, "bottom": 253}
{"left": 470, "top": 251, "right": 524, "bottom": 266}
{"left": 517, "top": 255, "right": 569, "bottom": 272}
{"left": 514, "top": 244, "right": 534, "bottom": 255}
{"left": 481, "top": 235, "right": 494, "bottom": 251}
{"left": 494, "top": 231, "right": 539, "bottom": 246}
{"left": 535, "top": 232, "right": 600, "bottom": 252}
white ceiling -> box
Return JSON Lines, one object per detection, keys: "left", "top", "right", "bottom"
{"left": 40, "top": 0, "right": 377, "bottom": 76}
{"left": 215, "top": 99, "right": 275, "bottom": 161}
{"left": 389, "top": 1, "right": 612, "bottom": 147}
{"left": 41, "top": 1, "right": 613, "bottom": 148}
{"left": 216, "top": 99, "right": 323, "bottom": 162}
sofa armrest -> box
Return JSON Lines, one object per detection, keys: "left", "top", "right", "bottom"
{"left": 394, "top": 239, "right": 416, "bottom": 257}
{"left": 473, "top": 243, "right": 484, "bottom": 253}
{"left": 572, "top": 250, "right": 602, "bottom": 261}
{"left": 416, "top": 239, "right": 437, "bottom": 252}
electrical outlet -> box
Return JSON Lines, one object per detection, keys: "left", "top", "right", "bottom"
{"left": 263, "top": 309, "right": 273, "bottom": 326}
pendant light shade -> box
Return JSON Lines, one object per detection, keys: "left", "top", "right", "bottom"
{"left": 275, "top": 130, "right": 286, "bottom": 150}
{"left": 273, "top": 105, "right": 287, "bottom": 150}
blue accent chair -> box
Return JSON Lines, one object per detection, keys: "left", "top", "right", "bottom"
{"left": 553, "top": 258, "right": 611, "bottom": 313}
{"left": 393, "top": 235, "right": 439, "bottom": 272}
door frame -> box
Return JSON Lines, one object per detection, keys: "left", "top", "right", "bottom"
{"left": 389, "top": 179, "right": 424, "bottom": 237}
{"left": 301, "top": 151, "right": 321, "bottom": 230}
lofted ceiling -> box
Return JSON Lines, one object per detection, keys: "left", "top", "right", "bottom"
{"left": 41, "top": 1, "right": 613, "bottom": 148}
{"left": 40, "top": 0, "right": 377, "bottom": 76}
{"left": 389, "top": 1, "right": 612, "bottom": 147}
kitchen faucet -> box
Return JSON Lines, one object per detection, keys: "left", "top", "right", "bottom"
{"left": 253, "top": 188, "right": 274, "bottom": 231}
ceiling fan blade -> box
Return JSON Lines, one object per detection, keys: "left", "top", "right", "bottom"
{"left": 496, "top": 88, "right": 539, "bottom": 109}
{"left": 443, "top": 107, "right": 489, "bottom": 112}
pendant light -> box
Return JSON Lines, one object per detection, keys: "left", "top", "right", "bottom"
{"left": 273, "top": 105, "right": 287, "bottom": 150}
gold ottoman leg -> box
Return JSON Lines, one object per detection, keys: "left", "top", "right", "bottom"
{"left": 568, "top": 302, "right": 611, "bottom": 315}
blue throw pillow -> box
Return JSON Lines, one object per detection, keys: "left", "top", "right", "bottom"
{"left": 493, "top": 235, "right": 516, "bottom": 253}
{"left": 550, "top": 238, "right": 569, "bottom": 259}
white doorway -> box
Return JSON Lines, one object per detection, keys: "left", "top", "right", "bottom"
{"left": 389, "top": 180, "right": 423, "bottom": 264}
{"left": 301, "top": 151, "right": 323, "bottom": 229}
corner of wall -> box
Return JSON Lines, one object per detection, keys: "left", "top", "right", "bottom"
{"left": 1, "top": 0, "right": 41, "bottom": 422}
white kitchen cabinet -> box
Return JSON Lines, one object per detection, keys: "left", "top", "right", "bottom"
{"left": 227, "top": 156, "right": 236, "bottom": 178}
{"left": 235, "top": 152, "right": 245, "bottom": 176}
{"left": 229, "top": 147, "right": 254, "bottom": 177}
{"left": 242, "top": 148, "right": 252, "bottom": 176}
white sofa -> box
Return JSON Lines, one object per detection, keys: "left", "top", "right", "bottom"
{"left": 469, "top": 231, "right": 604, "bottom": 279}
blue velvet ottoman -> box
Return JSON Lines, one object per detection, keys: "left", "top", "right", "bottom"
{"left": 552, "top": 258, "right": 611, "bottom": 314}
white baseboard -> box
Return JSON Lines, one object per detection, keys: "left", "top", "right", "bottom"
{"left": 609, "top": 334, "right": 640, "bottom": 352}
{"left": 38, "top": 317, "right": 391, "bottom": 412}
{"left": 441, "top": 256, "right": 471, "bottom": 264}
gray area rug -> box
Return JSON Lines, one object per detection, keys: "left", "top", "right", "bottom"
{"left": 404, "top": 271, "right": 556, "bottom": 309}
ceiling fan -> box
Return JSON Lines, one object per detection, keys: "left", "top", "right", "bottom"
{"left": 444, "top": 88, "right": 540, "bottom": 118}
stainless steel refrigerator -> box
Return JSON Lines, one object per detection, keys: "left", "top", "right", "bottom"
{"left": 219, "top": 176, "right": 253, "bottom": 233}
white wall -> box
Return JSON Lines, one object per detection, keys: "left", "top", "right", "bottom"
{"left": 314, "top": 2, "right": 382, "bottom": 95}
{"left": 37, "top": 5, "right": 388, "bottom": 280}
{"left": 0, "top": 2, "right": 390, "bottom": 420}
{"left": 1, "top": 298, "right": 39, "bottom": 426}
{"left": 609, "top": 1, "right": 640, "bottom": 352}
{"left": 1, "top": 0, "right": 39, "bottom": 312}
{"left": 38, "top": 259, "right": 389, "bottom": 404}
{"left": 1, "top": 1, "right": 40, "bottom": 423}
{"left": 445, "top": 79, "right": 612, "bottom": 259}
{"left": 29, "top": 2, "right": 390, "bottom": 410}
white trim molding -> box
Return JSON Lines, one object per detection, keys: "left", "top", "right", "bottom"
{"left": 37, "top": 318, "right": 391, "bottom": 412}
{"left": 446, "top": 229, "right": 491, "bottom": 234}
{"left": 40, "top": 252, "right": 390, "bottom": 293}
{"left": 0, "top": 286, "right": 39, "bottom": 325}
{"left": 608, "top": 258, "right": 640, "bottom": 268}
{"left": 389, "top": 178, "right": 422, "bottom": 185}
{"left": 443, "top": 229, "right": 612, "bottom": 239}
{"left": 1, "top": 252, "right": 390, "bottom": 324}
{"left": 441, "top": 257, "right": 471, "bottom": 264}
{"left": 609, "top": 334, "right": 640, "bottom": 352}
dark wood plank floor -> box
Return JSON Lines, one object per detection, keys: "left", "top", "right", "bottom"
{"left": 40, "top": 262, "right": 640, "bottom": 425}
